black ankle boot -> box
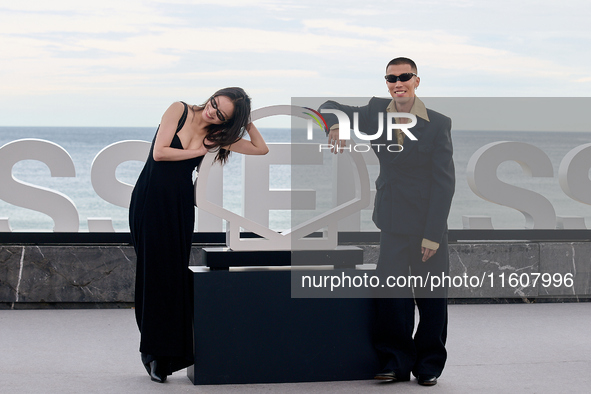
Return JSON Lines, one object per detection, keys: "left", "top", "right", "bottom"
{"left": 149, "top": 359, "right": 167, "bottom": 383}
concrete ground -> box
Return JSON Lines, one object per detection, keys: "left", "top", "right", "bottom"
{"left": 1, "top": 303, "right": 590, "bottom": 394}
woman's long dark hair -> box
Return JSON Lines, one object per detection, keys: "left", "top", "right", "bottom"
{"left": 192, "top": 87, "right": 251, "bottom": 164}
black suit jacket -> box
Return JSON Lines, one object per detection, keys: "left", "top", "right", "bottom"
{"left": 319, "top": 97, "right": 455, "bottom": 244}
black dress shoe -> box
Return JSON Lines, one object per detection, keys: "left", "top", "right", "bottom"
{"left": 149, "top": 360, "right": 167, "bottom": 383}
{"left": 374, "top": 370, "right": 397, "bottom": 382}
{"left": 417, "top": 375, "right": 437, "bottom": 386}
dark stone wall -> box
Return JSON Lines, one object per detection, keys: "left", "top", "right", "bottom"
{"left": 1, "top": 242, "right": 589, "bottom": 306}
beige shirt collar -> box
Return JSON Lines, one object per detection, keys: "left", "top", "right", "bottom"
{"left": 386, "top": 96, "right": 430, "bottom": 122}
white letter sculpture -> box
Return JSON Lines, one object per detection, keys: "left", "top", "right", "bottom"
{"left": 195, "top": 105, "right": 371, "bottom": 251}
{"left": 0, "top": 139, "right": 78, "bottom": 232}
{"left": 466, "top": 141, "right": 556, "bottom": 229}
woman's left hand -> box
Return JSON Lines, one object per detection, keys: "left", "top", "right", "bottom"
{"left": 226, "top": 122, "right": 269, "bottom": 155}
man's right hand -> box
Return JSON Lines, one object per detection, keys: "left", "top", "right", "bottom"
{"left": 328, "top": 127, "right": 347, "bottom": 154}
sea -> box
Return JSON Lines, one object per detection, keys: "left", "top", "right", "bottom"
{"left": 1, "top": 126, "right": 590, "bottom": 232}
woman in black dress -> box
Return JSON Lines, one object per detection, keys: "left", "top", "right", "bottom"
{"left": 129, "top": 87, "right": 268, "bottom": 383}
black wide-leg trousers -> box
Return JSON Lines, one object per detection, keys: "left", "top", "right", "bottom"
{"left": 373, "top": 231, "right": 449, "bottom": 379}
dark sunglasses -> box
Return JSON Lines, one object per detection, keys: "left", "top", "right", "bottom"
{"left": 384, "top": 73, "right": 417, "bottom": 83}
{"left": 209, "top": 96, "right": 227, "bottom": 122}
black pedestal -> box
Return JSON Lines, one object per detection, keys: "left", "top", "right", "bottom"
{"left": 187, "top": 267, "right": 380, "bottom": 385}
{"left": 202, "top": 246, "right": 364, "bottom": 270}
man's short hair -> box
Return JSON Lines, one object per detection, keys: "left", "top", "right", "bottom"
{"left": 386, "top": 57, "right": 417, "bottom": 73}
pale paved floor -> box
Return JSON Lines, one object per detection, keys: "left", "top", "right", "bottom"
{"left": 1, "top": 303, "right": 590, "bottom": 394}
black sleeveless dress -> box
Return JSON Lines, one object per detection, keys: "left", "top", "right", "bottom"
{"left": 129, "top": 102, "right": 203, "bottom": 374}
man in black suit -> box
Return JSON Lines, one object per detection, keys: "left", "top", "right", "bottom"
{"left": 319, "top": 57, "right": 455, "bottom": 386}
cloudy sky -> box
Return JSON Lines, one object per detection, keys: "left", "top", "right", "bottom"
{"left": 1, "top": 0, "right": 590, "bottom": 127}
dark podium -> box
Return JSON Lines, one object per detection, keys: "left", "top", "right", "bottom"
{"left": 187, "top": 247, "right": 381, "bottom": 385}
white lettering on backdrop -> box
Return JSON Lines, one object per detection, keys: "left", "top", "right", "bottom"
{"left": 0, "top": 111, "right": 590, "bottom": 234}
